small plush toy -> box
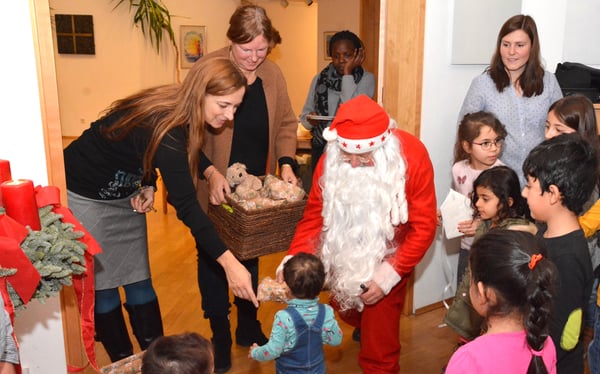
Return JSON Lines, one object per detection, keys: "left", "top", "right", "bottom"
{"left": 262, "top": 174, "right": 306, "bottom": 202}
{"left": 235, "top": 197, "right": 285, "bottom": 211}
{"left": 226, "top": 162, "right": 262, "bottom": 200}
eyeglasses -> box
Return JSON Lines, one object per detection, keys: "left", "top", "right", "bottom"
{"left": 340, "top": 152, "right": 375, "bottom": 167}
{"left": 471, "top": 137, "right": 505, "bottom": 150}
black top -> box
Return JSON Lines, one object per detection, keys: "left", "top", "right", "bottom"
{"left": 199, "top": 77, "right": 296, "bottom": 176}
{"left": 64, "top": 110, "right": 228, "bottom": 259}
{"left": 229, "top": 77, "right": 269, "bottom": 175}
{"left": 538, "top": 228, "right": 593, "bottom": 374}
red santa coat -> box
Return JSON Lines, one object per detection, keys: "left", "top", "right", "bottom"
{"left": 287, "top": 123, "right": 436, "bottom": 373}
{"left": 288, "top": 128, "right": 437, "bottom": 282}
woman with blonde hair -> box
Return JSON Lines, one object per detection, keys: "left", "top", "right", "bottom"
{"left": 64, "top": 57, "right": 253, "bottom": 363}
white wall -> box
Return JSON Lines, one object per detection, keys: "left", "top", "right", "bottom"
{"left": 414, "top": 0, "right": 599, "bottom": 311}
{"left": 259, "top": 1, "right": 318, "bottom": 116}
{"left": 50, "top": 0, "right": 318, "bottom": 136}
{"left": 1, "top": 2, "right": 67, "bottom": 373}
{"left": 417, "top": 0, "right": 472, "bottom": 310}
{"left": 316, "top": 0, "right": 360, "bottom": 71}
{"left": 49, "top": 0, "right": 240, "bottom": 136}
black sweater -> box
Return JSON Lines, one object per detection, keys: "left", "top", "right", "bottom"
{"left": 64, "top": 111, "right": 227, "bottom": 260}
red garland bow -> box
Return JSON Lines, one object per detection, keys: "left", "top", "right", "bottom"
{"left": 0, "top": 218, "right": 41, "bottom": 304}
{"left": 34, "top": 185, "right": 102, "bottom": 372}
{"left": 0, "top": 184, "right": 103, "bottom": 371}
{"left": 0, "top": 203, "right": 42, "bottom": 374}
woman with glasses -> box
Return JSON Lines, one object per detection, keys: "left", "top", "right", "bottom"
{"left": 457, "top": 14, "right": 562, "bottom": 186}
{"left": 196, "top": 4, "right": 299, "bottom": 373}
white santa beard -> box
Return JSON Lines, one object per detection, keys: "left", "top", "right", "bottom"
{"left": 319, "top": 147, "right": 403, "bottom": 311}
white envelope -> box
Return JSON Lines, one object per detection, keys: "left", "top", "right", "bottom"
{"left": 440, "top": 189, "right": 474, "bottom": 239}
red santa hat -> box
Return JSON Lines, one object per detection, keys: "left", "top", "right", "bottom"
{"left": 322, "top": 95, "right": 392, "bottom": 154}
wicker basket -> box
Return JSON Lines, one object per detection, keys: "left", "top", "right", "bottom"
{"left": 207, "top": 195, "right": 307, "bottom": 260}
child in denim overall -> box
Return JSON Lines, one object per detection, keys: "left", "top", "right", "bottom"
{"left": 249, "top": 253, "right": 342, "bottom": 373}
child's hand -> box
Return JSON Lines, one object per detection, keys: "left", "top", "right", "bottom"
{"left": 248, "top": 343, "right": 259, "bottom": 359}
{"left": 457, "top": 218, "right": 479, "bottom": 237}
{"left": 436, "top": 209, "right": 442, "bottom": 226}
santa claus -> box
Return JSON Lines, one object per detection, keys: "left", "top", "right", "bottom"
{"left": 278, "top": 94, "right": 436, "bottom": 373}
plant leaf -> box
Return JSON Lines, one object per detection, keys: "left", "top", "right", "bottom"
{"left": 112, "top": 0, "right": 176, "bottom": 55}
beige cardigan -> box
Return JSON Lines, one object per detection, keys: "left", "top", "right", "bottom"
{"left": 197, "top": 47, "right": 298, "bottom": 210}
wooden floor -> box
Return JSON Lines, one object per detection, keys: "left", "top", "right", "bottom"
{"left": 86, "top": 193, "right": 457, "bottom": 373}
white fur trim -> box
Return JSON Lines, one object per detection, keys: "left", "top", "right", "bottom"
{"left": 371, "top": 261, "right": 401, "bottom": 295}
{"left": 322, "top": 127, "right": 338, "bottom": 142}
{"left": 336, "top": 127, "right": 392, "bottom": 154}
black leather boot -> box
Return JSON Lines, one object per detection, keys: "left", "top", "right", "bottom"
{"left": 95, "top": 304, "right": 133, "bottom": 362}
{"left": 235, "top": 299, "right": 268, "bottom": 347}
{"left": 124, "top": 298, "right": 164, "bottom": 350}
{"left": 210, "top": 316, "right": 232, "bottom": 373}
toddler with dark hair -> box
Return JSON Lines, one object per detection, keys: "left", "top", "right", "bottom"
{"left": 249, "top": 252, "right": 342, "bottom": 373}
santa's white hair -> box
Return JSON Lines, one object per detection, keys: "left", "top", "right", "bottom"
{"left": 318, "top": 118, "right": 408, "bottom": 311}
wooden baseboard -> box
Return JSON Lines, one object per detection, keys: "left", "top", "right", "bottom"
{"left": 414, "top": 298, "right": 453, "bottom": 315}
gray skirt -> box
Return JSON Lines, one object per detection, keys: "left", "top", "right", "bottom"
{"left": 67, "top": 190, "right": 150, "bottom": 290}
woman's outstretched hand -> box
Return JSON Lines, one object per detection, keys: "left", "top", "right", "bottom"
{"left": 217, "top": 250, "right": 259, "bottom": 307}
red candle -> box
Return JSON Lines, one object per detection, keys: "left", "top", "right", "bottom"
{"left": 0, "top": 160, "right": 10, "bottom": 183}
{"left": 1, "top": 179, "right": 41, "bottom": 231}
{"left": 0, "top": 160, "right": 11, "bottom": 208}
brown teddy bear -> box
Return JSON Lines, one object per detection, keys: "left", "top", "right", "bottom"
{"left": 226, "top": 162, "right": 263, "bottom": 200}
{"left": 262, "top": 174, "right": 306, "bottom": 202}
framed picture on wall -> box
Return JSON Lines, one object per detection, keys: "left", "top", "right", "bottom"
{"left": 323, "top": 31, "right": 336, "bottom": 60}
{"left": 180, "top": 25, "right": 206, "bottom": 69}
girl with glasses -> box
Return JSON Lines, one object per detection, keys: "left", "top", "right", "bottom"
{"left": 450, "top": 111, "right": 507, "bottom": 287}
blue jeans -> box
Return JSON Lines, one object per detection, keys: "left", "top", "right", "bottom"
{"left": 95, "top": 278, "right": 157, "bottom": 314}
{"left": 590, "top": 295, "right": 600, "bottom": 374}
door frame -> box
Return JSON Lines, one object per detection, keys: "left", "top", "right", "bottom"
{"left": 376, "top": 0, "right": 427, "bottom": 314}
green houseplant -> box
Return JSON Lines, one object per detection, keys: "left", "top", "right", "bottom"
{"left": 114, "top": 0, "right": 176, "bottom": 54}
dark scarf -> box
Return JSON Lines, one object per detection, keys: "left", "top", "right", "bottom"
{"left": 311, "top": 64, "right": 364, "bottom": 147}
{"left": 314, "top": 63, "right": 364, "bottom": 116}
